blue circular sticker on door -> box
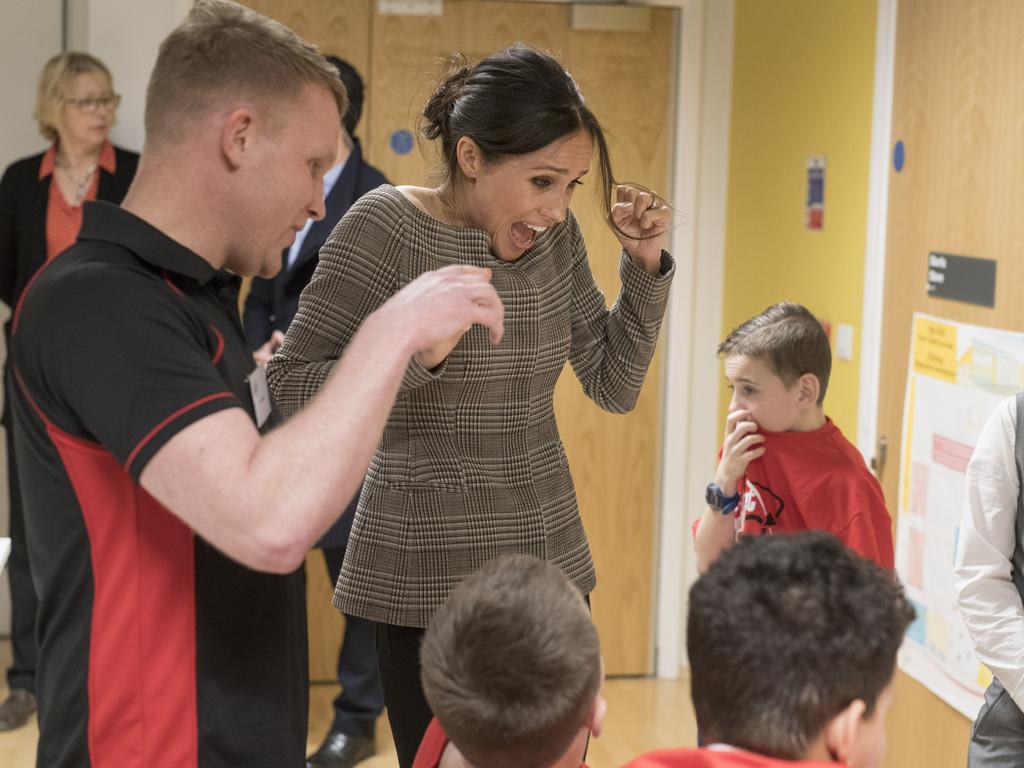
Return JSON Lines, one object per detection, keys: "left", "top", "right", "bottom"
{"left": 893, "top": 140, "right": 905, "bottom": 172}
{"left": 390, "top": 129, "right": 414, "bottom": 156}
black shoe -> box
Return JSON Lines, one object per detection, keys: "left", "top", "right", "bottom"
{"left": 0, "top": 689, "right": 36, "bottom": 731}
{"left": 307, "top": 731, "right": 376, "bottom": 768}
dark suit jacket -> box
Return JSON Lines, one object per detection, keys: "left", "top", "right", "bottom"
{"left": 0, "top": 144, "right": 139, "bottom": 315}
{"left": 244, "top": 139, "right": 388, "bottom": 351}
{"left": 244, "top": 138, "right": 388, "bottom": 549}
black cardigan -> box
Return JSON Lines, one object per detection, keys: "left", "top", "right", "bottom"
{"left": 0, "top": 144, "right": 139, "bottom": 313}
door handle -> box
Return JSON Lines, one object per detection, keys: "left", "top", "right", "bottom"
{"left": 870, "top": 435, "right": 888, "bottom": 481}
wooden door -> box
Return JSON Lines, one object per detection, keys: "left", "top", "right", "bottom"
{"left": 245, "top": 0, "right": 373, "bottom": 74}
{"left": 877, "top": 0, "right": 1024, "bottom": 764}
{"left": 247, "top": 0, "right": 676, "bottom": 678}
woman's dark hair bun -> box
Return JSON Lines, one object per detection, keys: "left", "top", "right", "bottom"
{"left": 421, "top": 53, "right": 472, "bottom": 142}
{"left": 416, "top": 44, "right": 661, "bottom": 239}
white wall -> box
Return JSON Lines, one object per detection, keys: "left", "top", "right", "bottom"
{"left": 657, "top": 0, "right": 734, "bottom": 675}
{"left": 73, "top": 0, "right": 192, "bottom": 151}
{"left": 0, "top": 0, "right": 64, "bottom": 638}
{"left": 0, "top": 3, "right": 62, "bottom": 164}
{"left": 680, "top": 0, "right": 734, "bottom": 667}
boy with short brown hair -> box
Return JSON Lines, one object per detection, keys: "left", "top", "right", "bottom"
{"left": 694, "top": 302, "right": 892, "bottom": 572}
{"left": 414, "top": 554, "right": 604, "bottom": 768}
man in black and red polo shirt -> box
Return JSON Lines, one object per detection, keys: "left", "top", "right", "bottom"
{"left": 8, "top": 3, "right": 503, "bottom": 768}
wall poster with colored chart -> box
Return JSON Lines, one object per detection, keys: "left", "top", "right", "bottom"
{"left": 896, "top": 312, "right": 1024, "bottom": 718}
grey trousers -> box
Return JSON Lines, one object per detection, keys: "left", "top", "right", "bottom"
{"left": 969, "top": 678, "right": 1024, "bottom": 767}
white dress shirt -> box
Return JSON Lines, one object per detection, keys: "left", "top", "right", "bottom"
{"left": 955, "top": 395, "right": 1024, "bottom": 709}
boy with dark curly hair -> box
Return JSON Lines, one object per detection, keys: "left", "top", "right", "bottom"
{"left": 629, "top": 532, "right": 913, "bottom": 768}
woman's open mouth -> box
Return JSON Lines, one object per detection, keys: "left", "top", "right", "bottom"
{"left": 509, "top": 221, "right": 547, "bottom": 251}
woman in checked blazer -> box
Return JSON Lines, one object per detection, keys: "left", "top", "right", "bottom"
{"left": 267, "top": 44, "right": 674, "bottom": 767}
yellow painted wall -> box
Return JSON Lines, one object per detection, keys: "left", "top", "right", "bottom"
{"left": 721, "top": 0, "right": 877, "bottom": 442}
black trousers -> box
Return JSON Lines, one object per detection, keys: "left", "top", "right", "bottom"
{"left": 376, "top": 623, "right": 431, "bottom": 768}
{"left": 320, "top": 546, "right": 385, "bottom": 739}
{"left": 4, "top": 422, "right": 37, "bottom": 694}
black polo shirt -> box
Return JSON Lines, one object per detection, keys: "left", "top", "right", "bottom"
{"left": 10, "top": 201, "right": 306, "bottom": 768}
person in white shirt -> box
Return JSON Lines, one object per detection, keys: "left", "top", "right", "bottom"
{"left": 955, "top": 393, "right": 1024, "bottom": 766}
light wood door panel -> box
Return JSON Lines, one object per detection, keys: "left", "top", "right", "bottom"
{"left": 879, "top": 0, "right": 1024, "bottom": 764}
{"left": 243, "top": 0, "right": 374, "bottom": 140}
{"left": 555, "top": 14, "right": 674, "bottom": 677}
{"left": 367, "top": 1, "right": 570, "bottom": 187}
{"left": 252, "top": 0, "right": 675, "bottom": 678}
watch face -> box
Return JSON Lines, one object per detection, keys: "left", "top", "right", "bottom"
{"left": 705, "top": 484, "right": 723, "bottom": 508}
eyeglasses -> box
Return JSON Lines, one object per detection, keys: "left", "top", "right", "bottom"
{"left": 64, "top": 94, "right": 121, "bottom": 112}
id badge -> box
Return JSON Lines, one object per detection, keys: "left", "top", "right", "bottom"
{"left": 248, "top": 365, "right": 272, "bottom": 429}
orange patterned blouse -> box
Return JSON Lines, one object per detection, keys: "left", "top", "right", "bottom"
{"left": 39, "top": 141, "right": 116, "bottom": 262}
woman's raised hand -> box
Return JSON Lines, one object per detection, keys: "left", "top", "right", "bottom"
{"left": 377, "top": 265, "right": 505, "bottom": 367}
{"left": 610, "top": 184, "right": 671, "bottom": 275}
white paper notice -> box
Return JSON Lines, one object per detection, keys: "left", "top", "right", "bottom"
{"left": 897, "top": 312, "right": 1024, "bottom": 718}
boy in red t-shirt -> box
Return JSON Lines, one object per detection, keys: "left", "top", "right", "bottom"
{"left": 627, "top": 532, "right": 914, "bottom": 768}
{"left": 695, "top": 302, "right": 892, "bottom": 573}
{"left": 412, "top": 555, "right": 604, "bottom": 768}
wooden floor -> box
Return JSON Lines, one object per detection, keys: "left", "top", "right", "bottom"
{"left": 0, "top": 640, "right": 696, "bottom": 768}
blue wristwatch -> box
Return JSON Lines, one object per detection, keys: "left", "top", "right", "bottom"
{"left": 705, "top": 483, "right": 740, "bottom": 514}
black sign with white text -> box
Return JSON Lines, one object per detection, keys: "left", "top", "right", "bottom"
{"left": 926, "top": 252, "right": 996, "bottom": 308}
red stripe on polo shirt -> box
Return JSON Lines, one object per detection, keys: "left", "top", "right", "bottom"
{"left": 123, "top": 392, "right": 235, "bottom": 472}
{"left": 11, "top": 253, "right": 62, "bottom": 336}
{"left": 46, "top": 424, "right": 198, "bottom": 768}
{"left": 208, "top": 324, "right": 225, "bottom": 365}
{"left": 162, "top": 271, "right": 185, "bottom": 297}
{"left": 13, "top": 367, "right": 47, "bottom": 424}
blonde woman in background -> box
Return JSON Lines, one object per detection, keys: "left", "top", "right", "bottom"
{"left": 0, "top": 51, "right": 137, "bottom": 730}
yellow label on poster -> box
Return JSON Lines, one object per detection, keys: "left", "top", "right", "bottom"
{"left": 926, "top": 611, "right": 950, "bottom": 652}
{"left": 913, "top": 317, "right": 957, "bottom": 382}
{"left": 978, "top": 664, "right": 993, "bottom": 689}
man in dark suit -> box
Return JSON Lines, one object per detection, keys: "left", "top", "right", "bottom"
{"left": 243, "top": 56, "right": 388, "bottom": 768}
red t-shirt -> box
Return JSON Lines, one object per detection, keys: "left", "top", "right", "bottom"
{"left": 412, "top": 717, "right": 589, "bottom": 768}
{"left": 624, "top": 747, "right": 842, "bottom": 768}
{"left": 698, "top": 419, "right": 893, "bottom": 569}
{"left": 413, "top": 719, "right": 449, "bottom": 768}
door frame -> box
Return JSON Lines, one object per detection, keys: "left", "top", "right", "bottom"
{"left": 654, "top": 0, "right": 735, "bottom": 678}
{"left": 855, "top": 0, "right": 898, "bottom": 465}
{"left": 660, "top": 0, "right": 898, "bottom": 678}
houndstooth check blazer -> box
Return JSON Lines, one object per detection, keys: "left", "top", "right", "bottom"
{"left": 266, "top": 185, "right": 674, "bottom": 627}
